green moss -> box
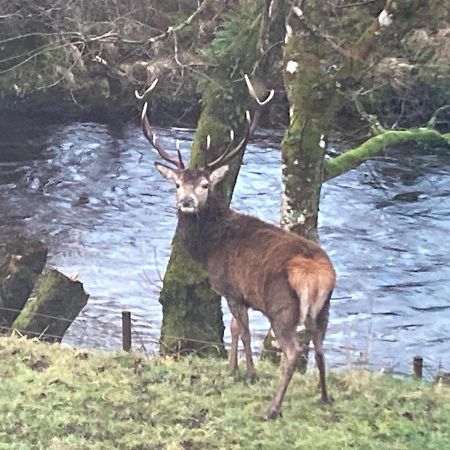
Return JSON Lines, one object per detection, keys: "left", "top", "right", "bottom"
{"left": 159, "top": 233, "right": 225, "bottom": 357}
{"left": 280, "top": 32, "right": 339, "bottom": 239}
{"left": 323, "top": 128, "right": 450, "bottom": 181}
{"left": 11, "top": 270, "right": 87, "bottom": 342}
{"left": 0, "top": 336, "right": 449, "bottom": 449}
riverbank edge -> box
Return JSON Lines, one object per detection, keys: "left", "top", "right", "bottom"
{"left": 0, "top": 334, "right": 449, "bottom": 448}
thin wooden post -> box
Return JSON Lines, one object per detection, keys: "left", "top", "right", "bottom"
{"left": 413, "top": 356, "right": 423, "bottom": 379}
{"left": 122, "top": 311, "right": 132, "bottom": 352}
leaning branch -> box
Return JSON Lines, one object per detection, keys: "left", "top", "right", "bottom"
{"left": 323, "top": 128, "right": 450, "bottom": 182}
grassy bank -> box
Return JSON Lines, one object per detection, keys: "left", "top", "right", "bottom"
{"left": 0, "top": 336, "right": 449, "bottom": 449}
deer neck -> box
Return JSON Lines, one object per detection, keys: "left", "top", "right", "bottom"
{"left": 177, "top": 195, "right": 228, "bottom": 262}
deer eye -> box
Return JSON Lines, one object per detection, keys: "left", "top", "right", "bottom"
{"left": 200, "top": 182, "right": 209, "bottom": 189}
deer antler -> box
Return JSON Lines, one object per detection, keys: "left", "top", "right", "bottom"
{"left": 244, "top": 74, "right": 274, "bottom": 106}
{"left": 140, "top": 80, "right": 185, "bottom": 169}
{"left": 206, "top": 75, "right": 274, "bottom": 170}
{"left": 135, "top": 78, "right": 159, "bottom": 100}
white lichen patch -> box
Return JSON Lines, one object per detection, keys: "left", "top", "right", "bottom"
{"left": 292, "top": 6, "right": 303, "bottom": 19}
{"left": 286, "top": 60, "right": 299, "bottom": 74}
{"left": 289, "top": 105, "right": 295, "bottom": 119}
{"left": 378, "top": 9, "right": 393, "bottom": 27}
{"left": 297, "top": 214, "right": 306, "bottom": 224}
{"left": 281, "top": 193, "right": 307, "bottom": 229}
{"left": 319, "top": 134, "right": 326, "bottom": 149}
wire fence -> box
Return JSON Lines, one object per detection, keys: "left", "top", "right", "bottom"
{"left": 0, "top": 304, "right": 446, "bottom": 381}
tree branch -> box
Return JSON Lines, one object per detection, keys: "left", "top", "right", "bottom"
{"left": 323, "top": 129, "right": 450, "bottom": 182}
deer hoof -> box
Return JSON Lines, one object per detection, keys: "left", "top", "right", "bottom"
{"left": 265, "top": 407, "right": 282, "bottom": 421}
{"left": 246, "top": 371, "right": 258, "bottom": 383}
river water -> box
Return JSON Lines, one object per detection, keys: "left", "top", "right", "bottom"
{"left": 0, "top": 114, "right": 449, "bottom": 377}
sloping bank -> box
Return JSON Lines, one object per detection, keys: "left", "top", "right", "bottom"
{"left": 0, "top": 335, "right": 449, "bottom": 449}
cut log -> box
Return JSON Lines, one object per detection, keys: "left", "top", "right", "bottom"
{"left": 11, "top": 269, "right": 89, "bottom": 342}
{"left": 0, "top": 236, "right": 47, "bottom": 328}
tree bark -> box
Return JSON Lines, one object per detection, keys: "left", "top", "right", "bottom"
{"left": 11, "top": 269, "right": 89, "bottom": 342}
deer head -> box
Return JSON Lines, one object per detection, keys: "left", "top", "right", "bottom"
{"left": 155, "top": 164, "right": 229, "bottom": 214}
{"left": 139, "top": 75, "right": 274, "bottom": 215}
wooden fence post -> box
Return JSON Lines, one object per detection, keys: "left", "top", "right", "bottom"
{"left": 413, "top": 356, "right": 423, "bottom": 379}
{"left": 122, "top": 311, "right": 132, "bottom": 352}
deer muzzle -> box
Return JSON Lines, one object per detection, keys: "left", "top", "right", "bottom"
{"left": 178, "top": 195, "right": 198, "bottom": 214}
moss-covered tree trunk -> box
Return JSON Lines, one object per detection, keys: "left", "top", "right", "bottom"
{"left": 262, "top": 0, "right": 435, "bottom": 365}
{"left": 262, "top": 3, "right": 339, "bottom": 367}
{"left": 280, "top": 42, "right": 337, "bottom": 240}
{"left": 159, "top": 95, "right": 251, "bottom": 356}
{"left": 158, "top": 1, "right": 264, "bottom": 356}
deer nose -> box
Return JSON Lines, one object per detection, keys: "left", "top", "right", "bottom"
{"left": 181, "top": 196, "right": 195, "bottom": 208}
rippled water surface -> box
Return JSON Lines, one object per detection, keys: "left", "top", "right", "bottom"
{"left": 1, "top": 115, "right": 449, "bottom": 376}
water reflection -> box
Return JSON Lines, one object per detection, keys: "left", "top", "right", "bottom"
{"left": 0, "top": 117, "right": 449, "bottom": 376}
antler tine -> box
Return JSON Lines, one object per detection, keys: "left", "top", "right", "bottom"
{"left": 135, "top": 77, "right": 159, "bottom": 100}
{"left": 205, "top": 75, "right": 272, "bottom": 170}
{"left": 244, "top": 74, "right": 275, "bottom": 106}
{"left": 207, "top": 109, "right": 256, "bottom": 170}
{"left": 141, "top": 101, "right": 185, "bottom": 169}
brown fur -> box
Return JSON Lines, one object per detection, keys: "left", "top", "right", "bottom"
{"left": 157, "top": 166, "right": 336, "bottom": 420}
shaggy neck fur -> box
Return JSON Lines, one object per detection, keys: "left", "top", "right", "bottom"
{"left": 177, "top": 193, "right": 229, "bottom": 262}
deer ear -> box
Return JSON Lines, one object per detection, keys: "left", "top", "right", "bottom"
{"left": 155, "top": 162, "right": 178, "bottom": 182}
{"left": 209, "top": 165, "right": 229, "bottom": 189}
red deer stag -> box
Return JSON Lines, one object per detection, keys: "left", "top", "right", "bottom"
{"left": 140, "top": 78, "right": 336, "bottom": 420}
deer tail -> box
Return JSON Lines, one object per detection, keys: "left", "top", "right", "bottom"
{"left": 287, "top": 256, "right": 336, "bottom": 326}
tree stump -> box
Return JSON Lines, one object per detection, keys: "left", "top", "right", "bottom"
{"left": 0, "top": 236, "right": 47, "bottom": 328}
{"left": 11, "top": 269, "right": 89, "bottom": 342}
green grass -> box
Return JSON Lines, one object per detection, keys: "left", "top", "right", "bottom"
{"left": 0, "top": 336, "right": 449, "bottom": 449}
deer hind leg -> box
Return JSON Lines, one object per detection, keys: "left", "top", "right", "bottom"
{"left": 227, "top": 300, "right": 256, "bottom": 379}
{"left": 311, "top": 303, "right": 331, "bottom": 404}
{"left": 228, "top": 316, "right": 239, "bottom": 373}
{"left": 266, "top": 324, "right": 300, "bottom": 420}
